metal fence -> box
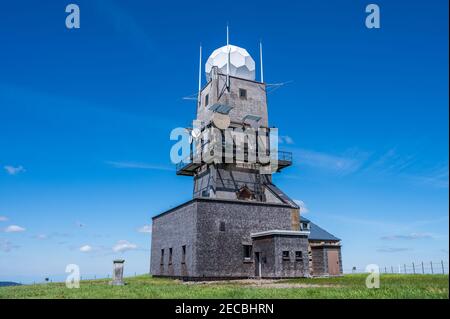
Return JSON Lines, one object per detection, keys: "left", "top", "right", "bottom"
{"left": 344, "top": 260, "right": 449, "bottom": 275}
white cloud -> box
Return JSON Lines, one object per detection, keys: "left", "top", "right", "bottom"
{"left": 377, "top": 247, "right": 411, "bottom": 253}
{"left": 34, "top": 234, "right": 48, "bottom": 240}
{"left": 137, "top": 225, "right": 152, "bottom": 233}
{"left": 4, "top": 165, "right": 25, "bottom": 175}
{"left": 113, "top": 240, "right": 137, "bottom": 253}
{"left": 279, "top": 135, "right": 295, "bottom": 145}
{"left": 4, "top": 225, "right": 26, "bottom": 233}
{"left": 0, "top": 216, "right": 8, "bottom": 222}
{"left": 106, "top": 161, "right": 172, "bottom": 171}
{"left": 0, "top": 239, "right": 19, "bottom": 252}
{"left": 294, "top": 200, "right": 309, "bottom": 213}
{"left": 79, "top": 245, "right": 93, "bottom": 252}
{"left": 380, "top": 233, "right": 433, "bottom": 240}
{"left": 294, "top": 148, "right": 369, "bottom": 175}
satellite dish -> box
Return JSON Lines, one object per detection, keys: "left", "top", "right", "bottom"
{"left": 212, "top": 112, "right": 230, "bottom": 130}
{"left": 191, "top": 128, "right": 201, "bottom": 139}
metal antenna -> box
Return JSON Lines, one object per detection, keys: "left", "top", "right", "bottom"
{"left": 198, "top": 44, "right": 202, "bottom": 93}
{"left": 259, "top": 40, "right": 264, "bottom": 83}
{"left": 198, "top": 43, "right": 202, "bottom": 105}
{"left": 226, "top": 24, "right": 230, "bottom": 91}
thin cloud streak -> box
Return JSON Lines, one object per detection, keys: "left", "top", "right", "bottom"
{"left": 292, "top": 148, "right": 368, "bottom": 175}
{"left": 106, "top": 161, "right": 173, "bottom": 171}
{"left": 380, "top": 233, "right": 433, "bottom": 240}
{"left": 377, "top": 247, "right": 411, "bottom": 253}
{"left": 4, "top": 225, "right": 26, "bottom": 233}
{"left": 3, "top": 165, "right": 25, "bottom": 175}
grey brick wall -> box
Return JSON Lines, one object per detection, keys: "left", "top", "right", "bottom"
{"left": 194, "top": 200, "right": 294, "bottom": 278}
{"left": 274, "top": 236, "right": 309, "bottom": 277}
{"left": 151, "top": 198, "right": 312, "bottom": 279}
{"left": 310, "top": 245, "right": 343, "bottom": 276}
{"left": 150, "top": 201, "right": 198, "bottom": 277}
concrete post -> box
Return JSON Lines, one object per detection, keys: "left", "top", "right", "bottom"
{"left": 110, "top": 259, "right": 125, "bottom": 286}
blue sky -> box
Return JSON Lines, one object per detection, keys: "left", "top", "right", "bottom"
{"left": 0, "top": 0, "right": 448, "bottom": 283}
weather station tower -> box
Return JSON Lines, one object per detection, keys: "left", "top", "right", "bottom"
{"left": 150, "top": 28, "right": 342, "bottom": 279}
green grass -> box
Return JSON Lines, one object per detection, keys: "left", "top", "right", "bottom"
{"left": 0, "top": 274, "right": 448, "bottom": 299}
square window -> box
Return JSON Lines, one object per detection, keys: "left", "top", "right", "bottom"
{"left": 295, "top": 251, "right": 303, "bottom": 261}
{"left": 243, "top": 245, "right": 252, "bottom": 260}
{"left": 239, "top": 88, "right": 247, "bottom": 99}
{"left": 205, "top": 94, "right": 209, "bottom": 106}
{"left": 282, "top": 251, "right": 290, "bottom": 261}
{"left": 219, "top": 221, "right": 226, "bottom": 232}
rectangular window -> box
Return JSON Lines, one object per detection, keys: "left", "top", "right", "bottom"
{"left": 205, "top": 94, "right": 209, "bottom": 106}
{"left": 219, "top": 221, "right": 226, "bottom": 232}
{"left": 160, "top": 249, "right": 164, "bottom": 265}
{"left": 302, "top": 223, "right": 309, "bottom": 230}
{"left": 243, "top": 245, "right": 252, "bottom": 260}
{"left": 282, "top": 251, "right": 290, "bottom": 261}
{"left": 169, "top": 247, "right": 173, "bottom": 265}
{"left": 295, "top": 251, "right": 303, "bottom": 261}
{"left": 181, "top": 245, "right": 186, "bottom": 264}
{"left": 239, "top": 88, "right": 247, "bottom": 99}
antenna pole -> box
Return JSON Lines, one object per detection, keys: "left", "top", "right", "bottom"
{"left": 198, "top": 44, "right": 202, "bottom": 93}
{"left": 226, "top": 24, "right": 230, "bottom": 91}
{"left": 260, "top": 41, "right": 264, "bottom": 83}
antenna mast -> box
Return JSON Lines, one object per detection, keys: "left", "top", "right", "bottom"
{"left": 226, "top": 24, "right": 230, "bottom": 91}
{"left": 260, "top": 41, "right": 264, "bottom": 83}
{"left": 198, "top": 44, "right": 202, "bottom": 93}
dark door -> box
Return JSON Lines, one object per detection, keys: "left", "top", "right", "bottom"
{"left": 255, "top": 252, "right": 261, "bottom": 277}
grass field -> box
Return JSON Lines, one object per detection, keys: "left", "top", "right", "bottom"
{"left": 0, "top": 274, "right": 448, "bottom": 299}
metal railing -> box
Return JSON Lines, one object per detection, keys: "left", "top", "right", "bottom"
{"left": 176, "top": 150, "right": 292, "bottom": 172}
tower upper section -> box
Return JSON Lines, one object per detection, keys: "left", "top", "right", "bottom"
{"left": 205, "top": 45, "right": 256, "bottom": 82}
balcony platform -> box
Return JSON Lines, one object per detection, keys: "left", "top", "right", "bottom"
{"left": 176, "top": 151, "right": 292, "bottom": 176}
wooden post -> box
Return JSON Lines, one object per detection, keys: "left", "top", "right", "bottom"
{"left": 430, "top": 261, "right": 434, "bottom": 274}
{"left": 412, "top": 262, "right": 415, "bottom": 274}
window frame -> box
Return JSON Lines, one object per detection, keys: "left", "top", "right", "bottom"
{"left": 181, "top": 245, "right": 186, "bottom": 264}
{"left": 282, "top": 250, "right": 290, "bottom": 261}
{"left": 204, "top": 94, "right": 209, "bottom": 106}
{"left": 239, "top": 88, "right": 247, "bottom": 99}
{"left": 295, "top": 251, "right": 303, "bottom": 261}
{"left": 243, "top": 245, "right": 253, "bottom": 261}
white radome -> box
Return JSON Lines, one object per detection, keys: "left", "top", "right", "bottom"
{"left": 205, "top": 45, "right": 256, "bottom": 81}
